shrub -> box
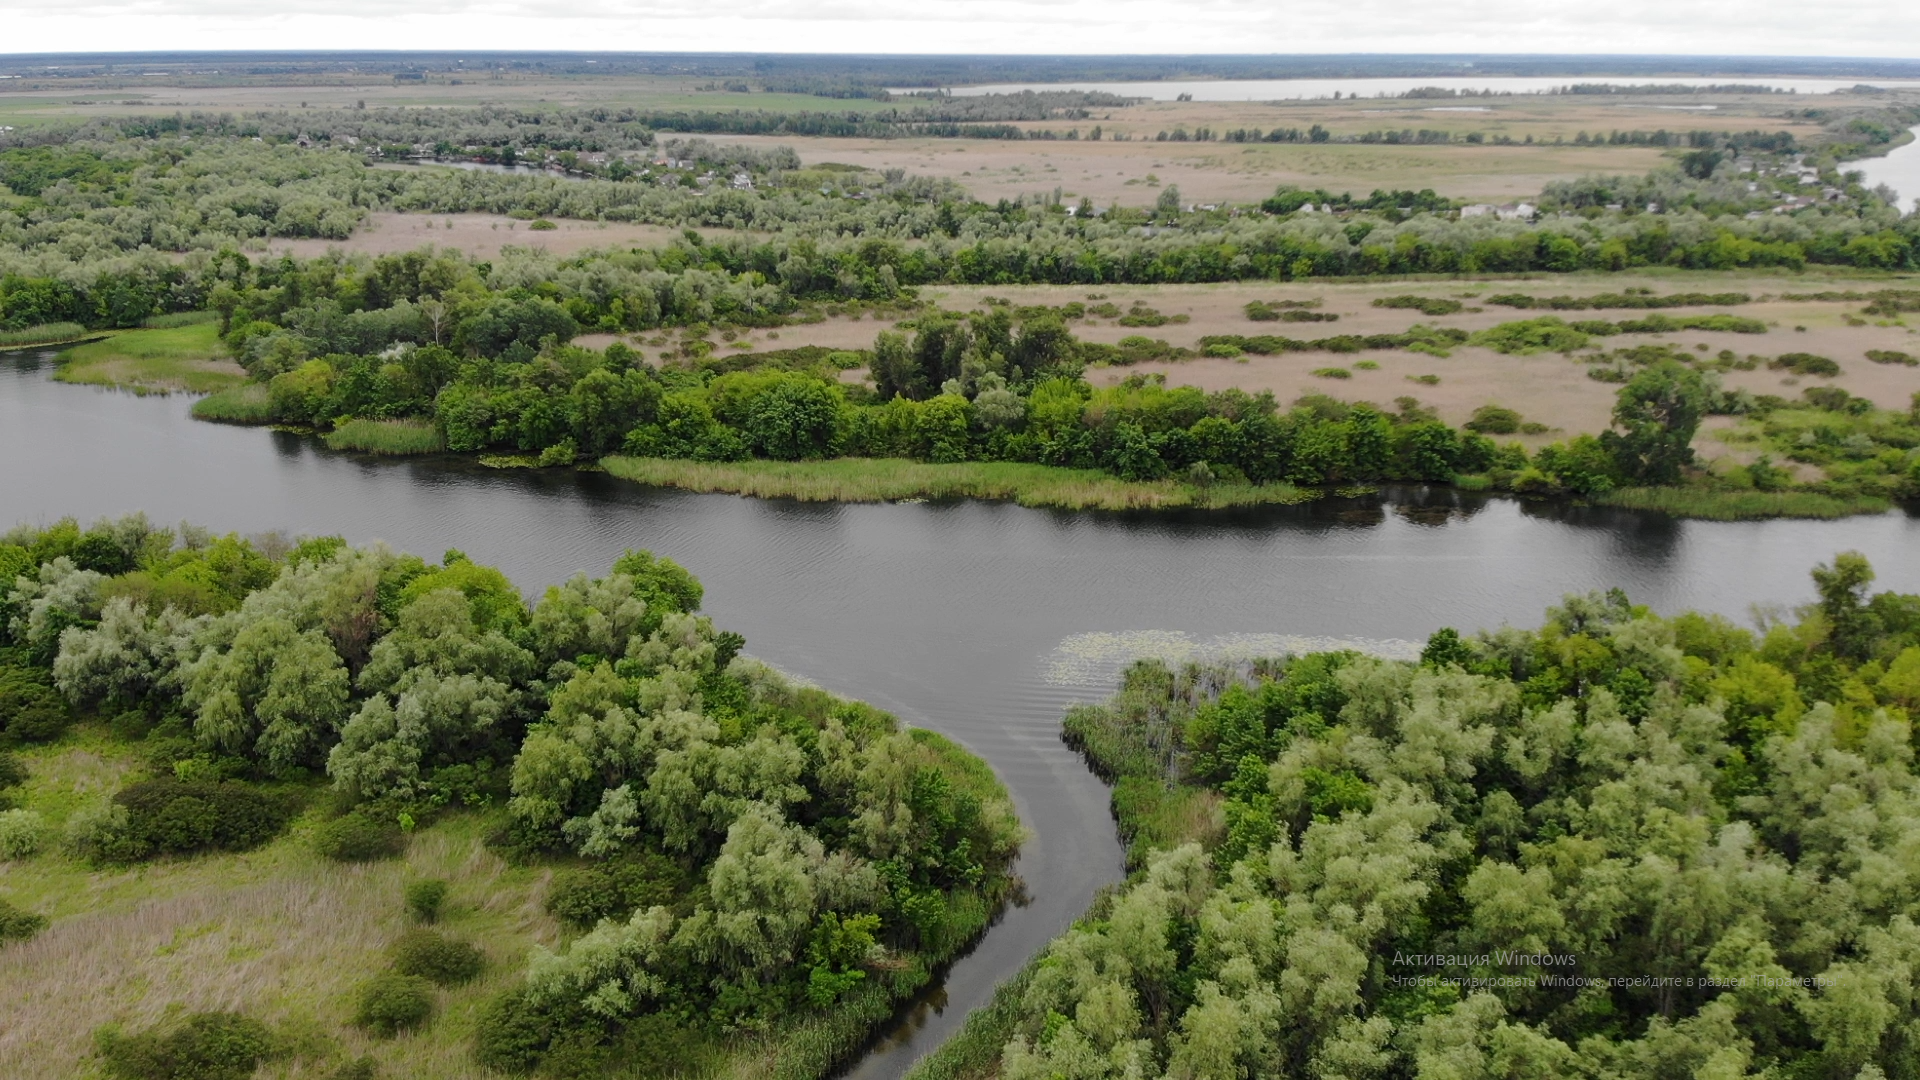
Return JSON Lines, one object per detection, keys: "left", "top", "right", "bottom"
{"left": 473, "top": 989, "right": 551, "bottom": 1074}
{"left": 528, "top": 219, "right": 557, "bottom": 231}
{"left": 83, "top": 779, "right": 297, "bottom": 862}
{"left": 1469, "top": 317, "right": 1591, "bottom": 355}
{"left": 1466, "top": 405, "right": 1524, "bottom": 435}
{"left": 0, "top": 661, "right": 71, "bottom": 744}
{"left": 391, "top": 928, "right": 485, "bottom": 986}
{"left": 404, "top": 878, "right": 449, "bottom": 922}
{"left": 313, "top": 811, "right": 406, "bottom": 862}
{"left": 0, "top": 751, "right": 25, "bottom": 789}
{"left": 1373, "top": 295, "right": 1463, "bottom": 315}
{"left": 0, "top": 808, "right": 47, "bottom": 858}
{"left": 0, "top": 896, "right": 47, "bottom": 944}
{"left": 98, "top": 1011, "right": 279, "bottom": 1080}
{"left": 1867, "top": 349, "right": 1917, "bottom": 366}
{"left": 1310, "top": 367, "right": 1351, "bottom": 379}
{"left": 543, "top": 851, "right": 691, "bottom": 929}
{"left": 1770, "top": 352, "right": 1841, "bottom": 376}
{"left": 353, "top": 974, "right": 435, "bottom": 1036}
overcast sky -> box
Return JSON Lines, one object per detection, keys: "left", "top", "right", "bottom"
{"left": 1, "top": 0, "right": 1917, "bottom": 60}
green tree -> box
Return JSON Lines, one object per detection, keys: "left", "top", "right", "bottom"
{"left": 1602, "top": 360, "right": 1709, "bottom": 484}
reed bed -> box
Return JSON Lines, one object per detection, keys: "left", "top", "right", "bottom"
{"left": 324, "top": 419, "right": 446, "bottom": 455}
{"left": 192, "top": 383, "right": 274, "bottom": 423}
{"left": 0, "top": 323, "right": 88, "bottom": 349}
{"left": 1593, "top": 486, "right": 1890, "bottom": 520}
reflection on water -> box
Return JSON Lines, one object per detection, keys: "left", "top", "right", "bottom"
{"left": 4, "top": 351, "right": 1918, "bottom": 1077}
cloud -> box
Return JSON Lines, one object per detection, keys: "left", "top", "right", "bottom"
{"left": 0, "top": 0, "right": 1916, "bottom": 56}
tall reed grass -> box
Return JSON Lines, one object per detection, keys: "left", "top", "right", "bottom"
{"left": 324, "top": 419, "right": 446, "bottom": 455}
{"left": 192, "top": 384, "right": 273, "bottom": 422}
{"left": 1594, "top": 486, "right": 1890, "bottom": 520}
{"left": 0, "top": 323, "right": 88, "bottom": 349}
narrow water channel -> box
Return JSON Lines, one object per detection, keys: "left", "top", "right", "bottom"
{"left": 4, "top": 350, "right": 1918, "bottom": 1076}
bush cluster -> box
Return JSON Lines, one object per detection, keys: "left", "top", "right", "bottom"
{"left": 97, "top": 1012, "right": 279, "bottom": 1080}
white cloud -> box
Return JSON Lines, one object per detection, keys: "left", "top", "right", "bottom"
{"left": 0, "top": 0, "right": 1915, "bottom": 57}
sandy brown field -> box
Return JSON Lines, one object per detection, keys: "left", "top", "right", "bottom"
{"left": 696, "top": 134, "right": 1671, "bottom": 205}
{"left": 908, "top": 274, "right": 1920, "bottom": 453}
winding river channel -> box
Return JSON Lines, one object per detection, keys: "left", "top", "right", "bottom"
{"left": 5, "top": 348, "right": 1920, "bottom": 1076}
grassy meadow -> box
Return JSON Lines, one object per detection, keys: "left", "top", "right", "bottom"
{"left": 54, "top": 323, "right": 247, "bottom": 395}
{"left": 600, "top": 455, "right": 1320, "bottom": 511}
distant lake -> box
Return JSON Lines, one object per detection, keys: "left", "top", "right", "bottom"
{"left": 900, "top": 76, "right": 1920, "bottom": 102}
{"left": 1853, "top": 126, "right": 1920, "bottom": 210}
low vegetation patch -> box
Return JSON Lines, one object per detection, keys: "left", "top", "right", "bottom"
{"left": 97, "top": 1011, "right": 282, "bottom": 1080}
{"left": 0, "top": 322, "right": 89, "bottom": 349}
{"left": 0, "top": 896, "right": 48, "bottom": 944}
{"left": 323, "top": 418, "right": 446, "bottom": 455}
{"left": 1246, "top": 300, "right": 1337, "bottom": 322}
{"left": 55, "top": 323, "right": 245, "bottom": 395}
{"left": 190, "top": 384, "right": 274, "bottom": 423}
{"left": 1487, "top": 289, "right": 1751, "bottom": 309}
{"left": 1867, "top": 349, "right": 1917, "bottom": 366}
{"left": 1472, "top": 313, "right": 1767, "bottom": 355}
{"left": 389, "top": 928, "right": 484, "bottom": 986}
{"left": 603, "top": 455, "right": 1318, "bottom": 511}
{"left": 1371, "top": 295, "right": 1463, "bottom": 315}
{"left": 353, "top": 973, "right": 435, "bottom": 1036}
{"left": 1770, "top": 351, "right": 1843, "bottom": 376}
{"left": 1593, "top": 486, "right": 1890, "bottom": 519}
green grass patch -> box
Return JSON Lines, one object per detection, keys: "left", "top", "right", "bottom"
{"left": 324, "top": 419, "right": 446, "bottom": 456}
{"left": 601, "top": 456, "right": 1318, "bottom": 511}
{"left": 140, "top": 310, "right": 220, "bottom": 329}
{"left": 56, "top": 323, "right": 244, "bottom": 395}
{"left": 0, "top": 322, "right": 90, "bottom": 349}
{"left": 192, "top": 383, "right": 274, "bottom": 423}
{"left": 1593, "top": 486, "right": 1891, "bottom": 520}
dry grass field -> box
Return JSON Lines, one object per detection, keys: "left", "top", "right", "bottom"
{"left": 704, "top": 135, "right": 1671, "bottom": 205}
{"left": 0, "top": 75, "right": 1841, "bottom": 206}
{"left": 0, "top": 729, "right": 562, "bottom": 1080}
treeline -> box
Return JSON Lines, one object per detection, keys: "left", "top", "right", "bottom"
{"left": 991, "top": 553, "right": 1920, "bottom": 1080}
{"left": 7, "top": 211, "right": 1920, "bottom": 345}
{"left": 0, "top": 515, "right": 1022, "bottom": 1072}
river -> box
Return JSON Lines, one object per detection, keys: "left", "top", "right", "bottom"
{"left": 1854, "top": 125, "right": 1920, "bottom": 212}
{"left": 4, "top": 350, "right": 1919, "bottom": 1077}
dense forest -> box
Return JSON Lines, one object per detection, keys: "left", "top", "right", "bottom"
{"left": 0, "top": 515, "right": 1023, "bottom": 1077}
{"left": 933, "top": 554, "right": 1920, "bottom": 1080}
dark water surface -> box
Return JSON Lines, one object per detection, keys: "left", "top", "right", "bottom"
{"left": 5, "top": 350, "right": 1919, "bottom": 1076}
